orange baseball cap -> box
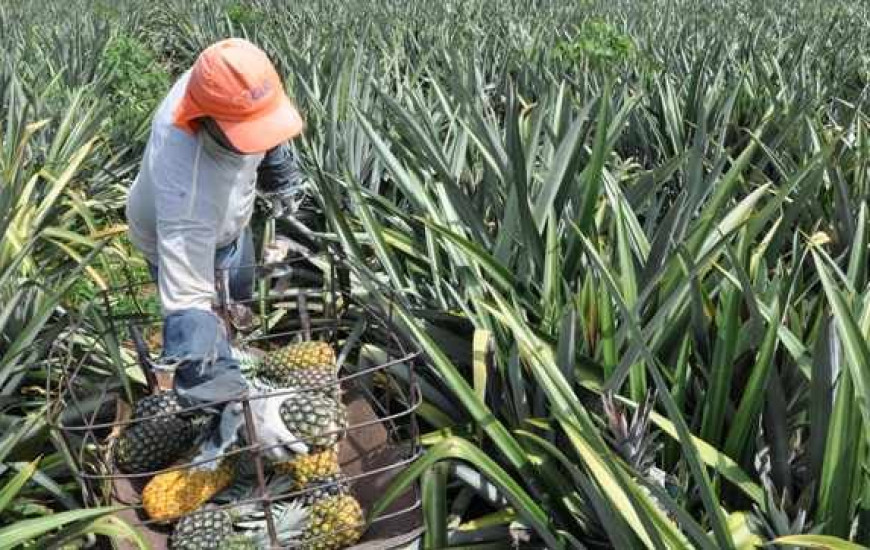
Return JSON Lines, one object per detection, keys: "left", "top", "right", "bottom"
{"left": 173, "top": 38, "right": 304, "bottom": 154}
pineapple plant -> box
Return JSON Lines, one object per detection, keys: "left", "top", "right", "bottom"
{"left": 142, "top": 461, "right": 236, "bottom": 521}
{"left": 114, "top": 390, "right": 210, "bottom": 474}
{"left": 279, "top": 391, "right": 347, "bottom": 450}
{"left": 601, "top": 391, "right": 661, "bottom": 478}
{"left": 170, "top": 507, "right": 234, "bottom": 550}
{"left": 261, "top": 341, "right": 336, "bottom": 385}
{"left": 274, "top": 447, "right": 341, "bottom": 488}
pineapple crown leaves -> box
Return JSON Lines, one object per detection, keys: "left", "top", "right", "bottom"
{"left": 232, "top": 500, "right": 309, "bottom": 546}
{"left": 751, "top": 447, "right": 817, "bottom": 538}
{"left": 601, "top": 390, "right": 662, "bottom": 475}
{"left": 213, "top": 462, "right": 297, "bottom": 506}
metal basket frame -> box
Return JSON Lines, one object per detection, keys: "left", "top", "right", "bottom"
{"left": 48, "top": 246, "right": 423, "bottom": 549}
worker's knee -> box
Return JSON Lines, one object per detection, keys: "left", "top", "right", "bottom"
{"left": 162, "top": 308, "right": 232, "bottom": 361}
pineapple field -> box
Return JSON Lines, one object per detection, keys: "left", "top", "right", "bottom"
{"left": 3, "top": 0, "right": 870, "bottom": 548}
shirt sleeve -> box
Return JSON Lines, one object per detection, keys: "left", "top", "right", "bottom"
{"left": 256, "top": 142, "right": 304, "bottom": 195}
{"left": 154, "top": 137, "right": 225, "bottom": 314}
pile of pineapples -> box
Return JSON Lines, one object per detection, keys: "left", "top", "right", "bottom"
{"left": 112, "top": 341, "right": 364, "bottom": 550}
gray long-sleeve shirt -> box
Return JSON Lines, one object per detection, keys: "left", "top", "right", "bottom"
{"left": 126, "top": 71, "right": 303, "bottom": 314}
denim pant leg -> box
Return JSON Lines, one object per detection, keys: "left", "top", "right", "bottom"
{"left": 162, "top": 310, "right": 246, "bottom": 402}
{"left": 215, "top": 228, "right": 255, "bottom": 303}
{"left": 162, "top": 309, "right": 248, "bottom": 453}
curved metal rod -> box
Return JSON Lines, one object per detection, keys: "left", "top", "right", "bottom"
{"left": 55, "top": 351, "right": 419, "bottom": 433}
{"left": 71, "top": 386, "right": 423, "bottom": 481}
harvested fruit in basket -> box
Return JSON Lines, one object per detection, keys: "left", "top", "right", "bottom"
{"left": 142, "top": 460, "right": 235, "bottom": 521}
{"left": 282, "top": 368, "right": 341, "bottom": 401}
{"left": 274, "top": 447, "right": 341, "bottom": 489}
{"left": 170, "top": 507, "right": 234, "bottom": 550}
{"left": 302, "top": 493, "right": 364, "bottom": 550}
{"left": 293, "top": 473, "right": 350, "bottom": 507}
{"left": 262, "top": 341, "right": 337, "bottom": 384}
{"left": 279, "top": 391, "right": 347, "bottom": 449}
{"left": 217, "top": 489, "right": 362, "bottom": 550}
{"left": 114, "top": 390, "right": 210, "bottom": 474}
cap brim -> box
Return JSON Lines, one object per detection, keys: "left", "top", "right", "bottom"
{"left": 217, "top": 97, "right": 304, "bottom": 154}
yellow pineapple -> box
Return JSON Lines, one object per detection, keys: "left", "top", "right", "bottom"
{"left": 274, "top": 448, "right": 340, "bottom": 489}
{"left": 261, "top": 341, "right": 336, "bottom": 384}
{"left": 303, "top": 494, "right": 364, "bottom": 550}
{"left": 142, "top": 461, "right": 235, "bottom": 521}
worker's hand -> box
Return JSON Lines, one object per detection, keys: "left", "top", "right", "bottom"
{"left": 189, "top": 390, "right": 309, "bottom": 470}
{"left": 262, "top": 186, "right": 303, "bottom": 221}
{"left": 248, "top": 391, "right": 310, "bottom": 461}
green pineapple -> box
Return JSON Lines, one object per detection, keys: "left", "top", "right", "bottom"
{"left": 218, "top": 535, "right": 258, "bottom": 550}
{"left": 279, "top": 391, "right": 347, "bottom": 450}
{"left": 114, "top": 390, "right": 210, "bottom": 474}
{"left": 170, "top": 508, "right": 234, "bottom": 550}
{"left": 282, "top": 368, "right": 341, "bottom": 401}
{"left": 231, "top": 345, "right": 264, "bottom": 375}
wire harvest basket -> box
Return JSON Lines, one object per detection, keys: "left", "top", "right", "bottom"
{"left": 48, "top": 245, "right": 424, "bottom": 549}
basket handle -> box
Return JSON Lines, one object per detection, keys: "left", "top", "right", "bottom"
{"left": 128, "top": 321, "right": 160, "bottom": 393}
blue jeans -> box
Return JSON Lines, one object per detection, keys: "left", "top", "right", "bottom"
{"left": 147, "top": 229, "right": 255, "bottom": 453}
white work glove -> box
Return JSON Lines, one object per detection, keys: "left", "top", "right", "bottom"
{"left": 248, "top": 392, "right": 310, "bottom": 461}
{"left": 190, "top": 390, "right": 309, "bottom": 470}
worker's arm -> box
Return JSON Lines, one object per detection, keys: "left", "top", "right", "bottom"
{"left": 154, "top": 140, "right": 223, "bottom": 315}
{"left": 256, "top": 142, "right": 305, "bottom": 217}
{"left": 152, "top": 137, "right": 247, "bottom": 409}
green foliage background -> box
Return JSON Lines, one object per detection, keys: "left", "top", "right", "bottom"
{"left": 1, "top": 0, "right": 870, "bottom": 548}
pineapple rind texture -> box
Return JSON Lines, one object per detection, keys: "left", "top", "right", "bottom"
{"left": 218, "top": 535, "right": 258, "bottom": 550}
{"left": 293, "top": 473, "right": 350, "bottom": 508}
{"left": 114, "top": 391, "right": 204, "bottom": 474}
{"left": 279, "top": 392, "right": 347, "bottom": 450}
{"left": 282, "top": 368, "right": 341, "bottom": 400}
{"left": 303, "top": 495, "right": 364, "bottom": 550}
{"left": 170, "top": 508, "right": 234, "bottom": 550}
{"left": 274, "top": 447, "right": 341, "bottom": 489}
{"left": 142, "top": 462, "right": 235, "bottom": 521}
{"left": 262, "top": 341, "right": 336, "bottom": 384}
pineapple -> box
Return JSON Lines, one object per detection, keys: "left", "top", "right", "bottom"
{"left": 302, "top": 494, "right": 364, "bottom": 550}
{"left": 262, "top": 341, "right": 336, "bottom": 384}
{"left": 218, "top": 535, "right": 258, "bottom": 550}
{"left": 282, "top": 368, "right": 341, "bottom": 401}
{"left": 142, "top": 461, "right": 235, "bottom": 521}
{"left": 219, "top": 476, "right": 361, "bottom": 550}
{"left": 274, "top": 448, "right": 341, "bottom": 488}
{"left": 292, "top": 473, "right": 350, "bottom": 507}
{"left": 231, "top": 345, "right": 265, "bottom": 378}
{"left": 279, "top": 392, "right": 347, "bottom": 450}
{"left": 170, "top": 508, "right": 234, "bottom": 550}
{"left": 114, "top": 390, "right": 209, "bottom": 474}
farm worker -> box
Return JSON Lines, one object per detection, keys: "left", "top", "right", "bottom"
{"left": 125, "top": 38, "right": 310, "bottom": 465}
